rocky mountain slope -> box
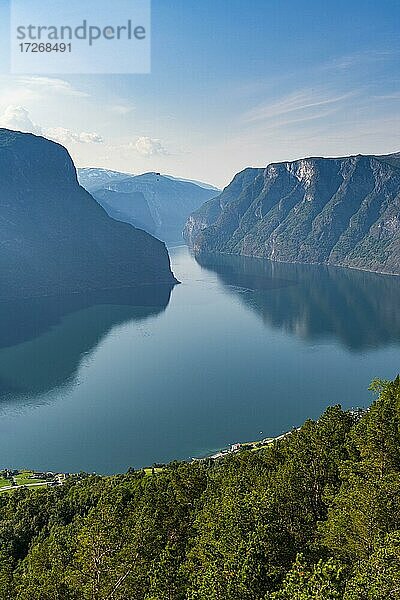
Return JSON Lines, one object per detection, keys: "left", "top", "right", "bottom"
{"left": 78, "top": 169, "right": 219, "bottom": 243}
{"left": 0, "top": 129, "right": 177, "bottom": 299}
{"left": 184, "top": 154, "right": 400, "bottom": 275}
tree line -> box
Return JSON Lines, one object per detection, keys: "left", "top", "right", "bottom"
{"left": 0, "top": 376, "right": 399, "bottom": 599}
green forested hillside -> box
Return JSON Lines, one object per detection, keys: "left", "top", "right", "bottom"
{"left": 1, "top": 377, "right": 399, "bottom": 599}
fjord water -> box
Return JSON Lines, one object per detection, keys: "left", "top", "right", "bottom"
{"left": 0, "top": 246, "right": 399, "bottom": 474}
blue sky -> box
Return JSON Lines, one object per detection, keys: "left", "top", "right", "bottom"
{"left": 0, "top": 0, "right": 399, "bottom": 186}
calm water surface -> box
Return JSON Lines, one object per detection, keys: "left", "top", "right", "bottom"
{"left": 0, "top": 246, "right": 399, "bottom": 473}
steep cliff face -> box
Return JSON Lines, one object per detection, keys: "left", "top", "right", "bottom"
{"left": 184, "top": 154, "right": 400, "bottom": 275}
{"left": 78, "top": 169, "right": 219, "bottom": 243}
{"left": 0, "top": 129, "right": 177, "bottom": 299}
{"left": 184, "top": 167, "right": 262, "bottom": 247}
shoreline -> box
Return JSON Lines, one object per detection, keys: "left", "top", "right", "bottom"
{"left": 0, "top": 409, "right": 365, "bottom": 480}
{"left": 195, "top": 428, "right": 301, "bottom": 462}
{"left": 192, "top": 248, "right": 400, "bottom": 279}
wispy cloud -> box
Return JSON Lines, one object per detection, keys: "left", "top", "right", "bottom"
{"left": 322, "top": 49, "right": 399, "bottom": 72}
{"left": 242, "top": 89, "right": 358, "bottom": 124}
{"left": 0, "top": 76, "right": 89, "bottom": 100}
{"left": 257, "top": 107, "right": 341, "bottom": 131}
{"left": 16, "top": 76, "right": 89, "bottom": 97}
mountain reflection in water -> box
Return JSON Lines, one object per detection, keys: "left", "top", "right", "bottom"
{"left": 0, "top": 286, "right": 172, "bottom": 400}
{"left": 195, "top": 252, "right": 400, "bottom": 351}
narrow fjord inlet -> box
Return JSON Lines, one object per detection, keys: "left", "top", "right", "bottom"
{"left": 0, "top": 246, "right": 399, "bottom": 474}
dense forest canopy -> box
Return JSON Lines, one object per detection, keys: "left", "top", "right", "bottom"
{"left": 0, "top": 376, "right": 399, "bottom": 599}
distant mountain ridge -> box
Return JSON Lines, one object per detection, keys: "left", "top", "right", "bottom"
{"left": 184, "top": 153, "right": 400, "bottom": 276}
{"left": 76, "top": 167, "right": 133, "bottom": 191}
{"left": 78, "top": 168, "right": 219, "bottom": 243}
{"left": 163, "top": 174, "right": 220, "bottom": 192}
{"left": 0, "top": 129, "right": 177, "bottom": 299}
{"left": 78, "top": 168, "right": 220, "bottom": 193}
